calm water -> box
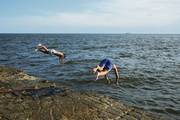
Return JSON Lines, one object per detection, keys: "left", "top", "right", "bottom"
{"left": 0, "top": 34, "right": 180, "bottom": 119}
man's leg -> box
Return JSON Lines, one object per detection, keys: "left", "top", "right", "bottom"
{"left": 53, "top": 51, "right": 65, "bottom": 64}
{"left": 113, "top": 64, "right": 120, "bottom": 85}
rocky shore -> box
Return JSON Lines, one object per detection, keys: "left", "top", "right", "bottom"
{"left": 0, "top": 66, "right": 163, "bottom": 120}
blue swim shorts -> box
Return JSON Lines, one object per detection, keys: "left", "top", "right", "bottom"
{"left": 99, "top": 59, "right": 113, "bottom": 71}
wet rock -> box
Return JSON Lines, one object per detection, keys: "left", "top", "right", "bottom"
{"left": 0, "top": 66, "right": 164, "bottom": 120}
{"left": 0, "top": 66, "right": 37, "bottom": 82}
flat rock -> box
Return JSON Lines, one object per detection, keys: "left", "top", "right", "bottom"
{"left": 0, "top": 66, "right": 164, "bottom": 120}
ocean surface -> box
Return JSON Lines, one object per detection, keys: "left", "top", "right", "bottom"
{"left": 0, "top": 34, "right": 180, "bottom": 119}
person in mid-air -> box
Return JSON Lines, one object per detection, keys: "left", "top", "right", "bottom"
{"left": 36, "top": 44, "right": 65, "bottom": 64}
{"left": 93, "top": 58, "right": 120, "bottom": 85}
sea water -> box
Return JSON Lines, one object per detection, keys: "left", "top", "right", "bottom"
{"left": 0, "top": 34, "right": 180, "bottom": 119}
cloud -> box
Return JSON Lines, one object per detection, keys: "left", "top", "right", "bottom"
{"left": 98, "top": 0, "right": 180, "bottom": 26}
{"left": 1, "top": 0, "right": 180, "bottom": 32}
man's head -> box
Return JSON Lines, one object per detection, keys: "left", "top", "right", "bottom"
{"left": 93, "top": 65, "right": 101, "bottom": 73}
{"left": 37, "top": 43, "right": 42, "bottom": 49}
{"left": 93, "top": 67, "right": 97, "bottom": 74}
{"left": 38, "top": 43, "right": 42, "bottom": 47}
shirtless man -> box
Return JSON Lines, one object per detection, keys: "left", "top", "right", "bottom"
{"left": 93, "top": 58, "right": 120, "bottom": 85}
{"left": 36, "top": 44, "right": 65, "bottom": 64}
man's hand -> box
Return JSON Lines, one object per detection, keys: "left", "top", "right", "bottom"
{"left": 95, "top": 72, "right": 99, "bottom": 81}
{"left": 93, "top": 67, "right": 97, "bottom": 74}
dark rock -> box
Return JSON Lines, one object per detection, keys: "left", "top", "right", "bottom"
{"left": 0, "top": 66, "right": 163, "bottom": 120}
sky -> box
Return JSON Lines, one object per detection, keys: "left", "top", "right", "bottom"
{"left": 0, "top": 0, "right": 180, "bottom": 33}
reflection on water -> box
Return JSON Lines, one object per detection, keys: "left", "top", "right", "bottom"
{"left": 0, "top": 34, "right": 180, "bottom": 119}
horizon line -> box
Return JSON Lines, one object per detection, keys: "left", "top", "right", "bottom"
{"left": 0, "top": 32, "right": 180, "bottom": 35}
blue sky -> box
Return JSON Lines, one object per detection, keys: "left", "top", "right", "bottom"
{"left": 0, "top": 0, "right": 179, "bottom": 33}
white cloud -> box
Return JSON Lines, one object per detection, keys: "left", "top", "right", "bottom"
{"left": 1, "top": 0, "right": 180, "bottom": 32}
{"left": 98, "top": 0, "right": 180, "bottom": 26}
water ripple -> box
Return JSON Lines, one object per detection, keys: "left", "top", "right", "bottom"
{"left": 0, "top": 34, "right": 180, "bottom": 119}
